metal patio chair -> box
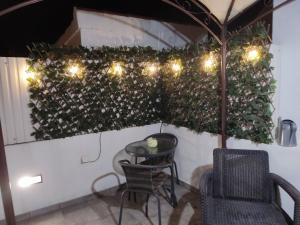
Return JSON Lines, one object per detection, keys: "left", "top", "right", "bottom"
{"left": 118, "top": 160, "right": 175, "bottom": 225}
{"left": 142, "top": 133, "right": 180, "bottom": 184}
{"left": 200, "top": 148, "right": 300, "bottom": 225}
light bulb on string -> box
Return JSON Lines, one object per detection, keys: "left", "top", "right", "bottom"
{"left": 200, "top": 52, "right": 219, "bottom": 74}
{"left": 143, "top": 62, "right": 160, "bottom": 76}
{"left": 168, "top": 59, "right": 183, "bottom": 77}
{"left": 66, "top": 63, "right": 85, "bottom": 79}
{"left": 244, "top": 46, "right": 262, "bottom": 64}
{"left": 109, "top": 62, "right": 124, "bottom": 77}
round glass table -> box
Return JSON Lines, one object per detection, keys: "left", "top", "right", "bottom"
{"left": 125, "top": 139, "right": 175, "bottom": 159}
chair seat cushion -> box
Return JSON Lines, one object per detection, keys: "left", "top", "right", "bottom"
{"left": 207, "top": 197, "right": 289, "bottom": 225}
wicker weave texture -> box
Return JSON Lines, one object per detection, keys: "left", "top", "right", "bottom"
{"left": 213, "top": 149, "right": 271, "bottom": 202}
{"left": 200, "top": 148, "right": 300, "bottom": 225}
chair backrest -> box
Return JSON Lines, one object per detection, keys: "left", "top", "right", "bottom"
{"left": 213, "top": 148, "right": 272, "bottom": 202}
{"left": 144, "top": 133, "right": 178, "bottom": 162}
{"left": 144, "top": 133, "right": 178, "bottom": 148}
{"left": 119, "top": 160, "right": 154, "bottom": 192}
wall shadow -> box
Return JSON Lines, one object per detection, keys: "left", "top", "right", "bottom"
{"left": 190, "top": 165, "right": 212, "bottom": 188}
{"left": 167, "top": 165, "right": 212, "bottom": 225}
{"left": 168, "top": 190, "right": 201, "bottom": 225}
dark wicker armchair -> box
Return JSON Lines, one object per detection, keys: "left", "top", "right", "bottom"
{"left": 200, "top": 148, "right": 300, "bottom": 225}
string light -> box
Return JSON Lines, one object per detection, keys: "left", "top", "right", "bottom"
{"left": 22, "top": 65, "right": 42, "bottom": 87}
{"left": 201, "top": 52, "right": 218, "bottom": 74}
{"left": 168, "top": 59, "right": 183, "bottom": 77}
{"left": 23, "top": 68, "right": 36, "bottom": 81}
{"left": 143, "top": 62, "right": 160, "bottom": 76}
{"left": 172, "top": 62, "right": 181, "bottom": 73}
{"left": 244, "top": 46, "right": 261, "bottom": 63}
{"left": 66, "top": 63, "right": 84, "bottom": 79}
{"left": 109, "top": 62, "right": 124, "bottom": 77}
{"left": 68, "top": 65, "right": 79, "bottom": 77}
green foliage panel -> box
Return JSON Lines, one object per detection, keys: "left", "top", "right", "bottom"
{"left": 27, "top": 24, "right": 275, "bottom": 143}
{"left": 27, "top": 46, "right": 162, "bottom": 140}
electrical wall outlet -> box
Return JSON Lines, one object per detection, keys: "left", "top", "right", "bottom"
{"left": 81, "top": 155, "right": 89, "bottom": 164}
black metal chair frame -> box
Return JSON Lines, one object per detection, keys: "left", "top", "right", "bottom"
{"left": 119, "top": 160, "right": 176, "bottom": 225}
{"left": 143, "top": 133, "right": 180, "bottom": 185}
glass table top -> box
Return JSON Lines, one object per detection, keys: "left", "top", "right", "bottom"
{"left": 125, "top": 138, "right": 175, "bottom": 158}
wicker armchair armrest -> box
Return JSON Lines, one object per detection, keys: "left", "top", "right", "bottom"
{"left": 271, "top": 173, "right": 300, "bottom": 225}
{"left": 199, "top": 168, "right": 213, "bottom": 225}
{"left": 199, "top": 168, "right": 213, "bottom": 196}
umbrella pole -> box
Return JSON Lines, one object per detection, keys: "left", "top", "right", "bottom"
{"left": 220, "top": 28, "right": 227, "bottom": 148}
{"left": 220, "top": 0, "right": 235, "bottom": 148}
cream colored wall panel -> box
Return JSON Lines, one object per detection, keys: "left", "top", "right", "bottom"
{"left": 0, "top": 57, "right": 16, "bottom": 144}
{"left": 0, "top": 57, "right": 34, "bottom": 145}
{"left": 7, "top": 58, "right": 24, "bottom": 143}
{"left": 0, "top": 58, "right": 9, "bottom": 144}
{"left": 16, "top": 58, "right": 33, "bottom": 142}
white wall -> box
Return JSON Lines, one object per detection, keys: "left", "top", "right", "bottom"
{"left": 0, "top": 58, "right": 34, "bottom": 145}
{"left": 0, "top": 123, "right": 160, "bottom": 219}
{"left": 58, "top": 10, "right": 203, "bottom": 49}
{"left": 162, "top": 126, "right": 218, "bottom": 187}
{"left": 273, "top": 0, "right": 300, "bottom": 131}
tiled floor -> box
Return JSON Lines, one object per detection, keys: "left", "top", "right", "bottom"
{"left": 19, "top": 183, "right": 200, "bottom": 225}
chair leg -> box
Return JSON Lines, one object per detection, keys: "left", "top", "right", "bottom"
{"left": 119, "top": 191, "right": 127, "bottom": 225}
{"left": 154, "top": 195, "right": 161, "bottom": 225}
{"left": 173, "top": 161, "right": 180, "bottom": 185}
{"left": 127, "top": 191, "right": 137, "bottom": 202}
{"left": 145, "top": 194, "right": 149, "bottom": 218}
{"left": 170, "top": 165, "right": 177, "bottom": 207}
{"left": 162, "top": 185, "right": 169, "bottom": 198}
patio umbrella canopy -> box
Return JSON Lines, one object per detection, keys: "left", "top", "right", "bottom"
{"left": 199, "top": 0, "right": 258, "bottom": 22}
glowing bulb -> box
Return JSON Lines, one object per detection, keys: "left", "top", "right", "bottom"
{"left": 247, "top": 49, "right": 259, "bottom": 61}
{"left": 201, "top": 52, "right": 218, "bottom": 74}
{"left": 244, "top": 46, "right": 261, "bottom": 63}
{"left": 143, "top": 62, "right": 160, "bottom": 76}
{"left": 148, "top": 65, "right": 157, "bottom": 74}
{"left": 68, "top": 65, "right": 79, "bottom": 77}
{"left": 172, "top": 63, "right": 181, "bottom": 73}
{"left": 168, "top": 59, "right": 182, "bottom": 76}
{"left": 114, "top": 64, "right": 123, "bottom": 75}
{"left": 24, "top": 70, "right": 36, "bottom": 81}
{"left": 18, "top": 175, "right": 42, "bottom": 188}
{"left": 204, "top": 58, "right": 213, "bottom": 69}
{"left": 22, "top": 66, "right": 41, "bottom": 86}
{"left": 22, "top": 65, "right": 36, "bottom": 83}
{"left": 110, "top": 62, "right": 124, "bottom": 76}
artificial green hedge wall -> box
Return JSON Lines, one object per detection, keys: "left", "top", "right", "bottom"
{"left": 27, "top": 24, "right": 275, "bottom": 143}
{"left": 27, "top": 46, "right": 162, "bottom": 140}
{"left": 164, "top": 25, "right": 275, "bottom": 143}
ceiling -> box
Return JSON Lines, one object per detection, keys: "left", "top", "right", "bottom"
{"left": 0, "top": 0, "right": 271, "bottom": 56}
{"left": 199, "top": 0, "right": 258, "bottom": 22}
